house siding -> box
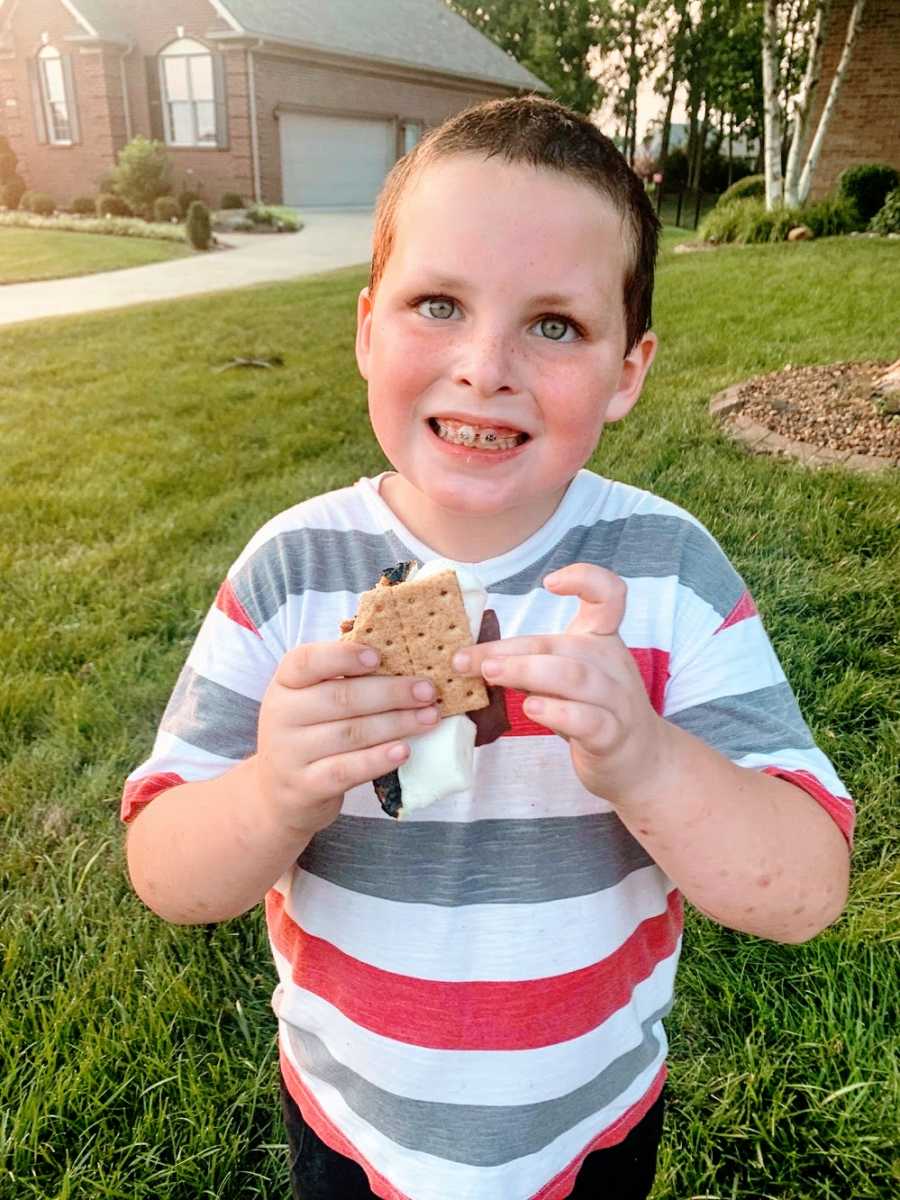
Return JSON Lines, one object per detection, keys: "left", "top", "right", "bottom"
{"left": 806, "top": 0, "right": 900, "bottom": 200}
{"left": 253, "top": 52, "right": 510, "bottom": 204}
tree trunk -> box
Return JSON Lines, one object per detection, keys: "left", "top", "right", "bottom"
{"left": 784, "top": 0, "right": 833, "bottom": 207}
{"left": 798, "top": 0, "right": 867, "bottom": 204}
{"left": 762, "top": 0, "right": 783, "bottom": 209}
{"left": 658, "top": 0, "right": 691, "bottom": 174}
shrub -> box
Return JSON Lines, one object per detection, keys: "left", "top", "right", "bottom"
{"left": 0, "top": 151, "right": 16, "bottom": 183}
{"left": 837, "top": 163, "right": 900, "bottom": 224}
{"left": 1, "top": 174, "right": 26, "bottom": 210}
{"left": 70, "top": 195, "right": 96, "bottom": 216}
{"left": 0, "top": 209, "right": 187, "bottom": 241}
{"left": 108, "top": 135, "right": 171, "bottom": 219}
{"left": 700, "top": 197, "right": 806, "bottom": 244}
{"left": 185, "top": 199, "right": 212, "bottom": 250}
{"left": 802, "top": 194, "right": 860, "bottom": 238}
{"left": 96, "top": 192, "right": 132, "bottom": 218}
{"left": 153, "top": 195, "right": 181, "bottom": 223}
{"left": 247, "top": 205, "right": 300, "bottom": 232}
{"left": 869, "top": 186, "right": 900, "bottom": 235}
{"left": 246, "top": 204, "right": 274, "bottom": 226}
{"left": 220, "top": 191, "right": 244, "bottom": 209}
{"left": 717, "top": 174, "right": 766, "bottom": 206}
{"left": 23, "top": 191, "right": 56, "bottom": 216}
{"left": 178, "top": 189, "right": 203, "bottom": 218}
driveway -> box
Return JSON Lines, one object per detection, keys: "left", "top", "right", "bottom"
{"left": 0, "top": 209, "right": 374, "bottom": 328}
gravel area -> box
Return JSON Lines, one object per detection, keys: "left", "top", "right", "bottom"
{"left": 736, "top": 361, "right": 899, "bottom": 460}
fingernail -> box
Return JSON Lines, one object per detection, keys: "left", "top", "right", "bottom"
{"left": 388, "top": 743, "right": 409, "bottom": 762}
{"left": 452, "top": 652, "right": 470, "bottom": 672}
{"left": 413, "top": 680, "right": 435, "bottom": 701}
{"left": 524, "top": 697, "right": 544, "bottom": 715}
{"left": 482, "top": 657, "right": 502, "bottom": 676}
{"left": 416, "top": 706, "right": 439, "bottom": 725}
{"left": 359, "top": 649, "right": 379, "bottom": 667}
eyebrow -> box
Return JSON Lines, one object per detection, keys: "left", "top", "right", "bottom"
{"left": 422, "top": 275, "right": 582, "bottom": 309}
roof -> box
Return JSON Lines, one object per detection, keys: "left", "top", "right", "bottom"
{"left": 216, "top": 0, "right": 549, "bottom": 92}
{"left": 57, "top": 0, "right": 128, "bottom": 40}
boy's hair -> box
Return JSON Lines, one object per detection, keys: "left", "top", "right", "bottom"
{"left": 369, "top": 95, "right": 661, "bottom": 354}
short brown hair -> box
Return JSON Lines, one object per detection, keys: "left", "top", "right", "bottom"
{"left": 369, "top": 95, "right": 660, "bottom": 353}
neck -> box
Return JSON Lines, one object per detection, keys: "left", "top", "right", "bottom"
{"left": 379, "top": 474, "right": 568, "bottom": 563}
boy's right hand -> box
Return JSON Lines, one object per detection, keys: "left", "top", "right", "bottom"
{"left": 255, "top": 641, "right": 439, "bottom": 838}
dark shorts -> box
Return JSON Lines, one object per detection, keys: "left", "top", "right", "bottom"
{"left": 280, "top": 1072, "right": 664, "bottom": 1200}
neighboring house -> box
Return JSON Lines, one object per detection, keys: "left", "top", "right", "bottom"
{"left": 0, "top": 0, "right": 548, "bottom": 209}
{"left": 804, "top": 0, "right": 899, "bottom": 201}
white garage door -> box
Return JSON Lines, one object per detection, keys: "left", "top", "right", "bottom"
{"left": 280, "top": 113, "right": 395, "bottom": 208}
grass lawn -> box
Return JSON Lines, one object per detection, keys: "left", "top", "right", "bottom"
{"left": 0, "top": 226, "right": 191, "bottom": 284}
{"left": 1, "top": 231, "right": 898, "bottom": 1198}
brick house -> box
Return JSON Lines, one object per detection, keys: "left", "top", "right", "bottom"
{"left": 0, "top": 0, "right": 548, "bottom": 209}
{"left": 805, "top": 0, "right": 900, "bottom": 200}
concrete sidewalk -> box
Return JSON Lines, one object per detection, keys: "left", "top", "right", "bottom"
{"left": 0, "top": 209, "right": 374, "bottom": 328}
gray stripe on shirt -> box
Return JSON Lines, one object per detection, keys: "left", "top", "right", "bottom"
{"left": 299, "top": 812, "right": 653, "bottom": 906}
{"left": 666, "top": 681, "right": 815, "bottom": 758}
{"left": 285, "top": 999, "right": 672, "bottom": 1167}
{"left": 161, "top": 665, "right": 260, "bottom": 760}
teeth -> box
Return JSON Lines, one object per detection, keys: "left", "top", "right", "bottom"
{"left": 433, "top": 419, "right": 524, "bottom": 450}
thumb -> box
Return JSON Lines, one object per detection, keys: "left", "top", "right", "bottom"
{"left": 543, "top": 563, "right": 627, "bottom": 637}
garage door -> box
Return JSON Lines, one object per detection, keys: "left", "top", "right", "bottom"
{"left": 279, "top": 113, "right": 395, "bottom": 208}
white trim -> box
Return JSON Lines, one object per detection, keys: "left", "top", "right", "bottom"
{"left": 205, "top": 0, "right": 244, "bottom": 34}
{"left": 56, "top": 0, "right": 96, "bottom": 38}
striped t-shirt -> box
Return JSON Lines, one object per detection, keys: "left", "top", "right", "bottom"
{"left": 122, "top": 469, "right": 853, "bottom": 1200}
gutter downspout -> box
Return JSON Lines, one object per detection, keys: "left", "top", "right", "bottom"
{"left": 246, "top": 41, "right": 262, "bottom": 203}
{"left": 119, "top": 39, "right": 134, "bottom": 143}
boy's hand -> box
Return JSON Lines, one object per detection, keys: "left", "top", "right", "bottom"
{"left": 256, "top": 641, "right": 440, "bottom": 837}
{"left": 453, "top": 564, "right": 668, "bottom": 805}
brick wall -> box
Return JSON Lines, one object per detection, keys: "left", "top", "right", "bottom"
{"left": 253, "top": 54, "right": 513, "bottom": 204}
{"left": 806, "top": 0, "right": 900, "bottom": 200}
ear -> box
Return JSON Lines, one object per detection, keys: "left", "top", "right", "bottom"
{"left": 605, "top": 331, "right": 658, "bottom": 423}
{"left": 355, "top": 286, "right": 373, "bottom": 380}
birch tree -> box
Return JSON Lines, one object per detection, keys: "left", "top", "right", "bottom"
{"left": 783, "top": 0, "right": 832, "bottom": 207}
{"left": 761, "top": 0, "right": 784, "bottom": 208}
{"left": 797, "top": 0, "right": 867, "bottom": 204}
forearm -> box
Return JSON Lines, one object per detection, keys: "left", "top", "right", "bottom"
{"left": 608, "top": 721, "right": 850, "bottom": 943}
{"left": 125, "top": 756, "right": 311, "bottom": 925}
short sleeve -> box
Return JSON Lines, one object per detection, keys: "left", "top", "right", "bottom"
{"left": 662, "top": 530, "right": 855, "bottom": 847}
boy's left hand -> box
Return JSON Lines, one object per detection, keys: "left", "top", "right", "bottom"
{"left": 453, "top": 563, "right": 668, "bottom": 805}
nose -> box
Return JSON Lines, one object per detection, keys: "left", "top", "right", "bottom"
{"left": 452, "top": 325, "right": 516, "bottom": 398}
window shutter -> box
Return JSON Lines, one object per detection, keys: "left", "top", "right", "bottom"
{"left": 61, "top": 54, "right": 81, "bottom": 143}
{"left": 212, "top": 53, "right": 229, "bottom": 150}
{"left": 27, "top": 59, "right": 48, "bottom": 143}
{"left": 145, "top": 55, "right": 165, "bottom": 141}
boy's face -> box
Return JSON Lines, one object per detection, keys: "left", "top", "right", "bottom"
{"left": 356, "top": 154, "right": 656, "bottom": 553}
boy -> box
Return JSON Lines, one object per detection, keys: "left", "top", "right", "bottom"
{"left": 122, "top": 97, "right": 853, "bottom": 1200}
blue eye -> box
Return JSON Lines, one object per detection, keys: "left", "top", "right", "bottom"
{"left": 416, "top": 297, "right": 459, "bottom": 320}
{"left": 533, "top": 316, "right": 578, "bottom": 342}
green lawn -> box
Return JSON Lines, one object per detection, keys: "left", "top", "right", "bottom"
{"left": 0, "top": 226, "right": 191, "bottom": 283}
{"left": 1, "top": 233, "right": 898, "bottom": 1198}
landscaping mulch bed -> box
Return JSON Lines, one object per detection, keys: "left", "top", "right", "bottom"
{"left": 736, "top": 360, "right": 899, "bottom": 460}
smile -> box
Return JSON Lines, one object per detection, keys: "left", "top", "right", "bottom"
{"left": 428, "top": 417, "right": 529, "bottom": 451}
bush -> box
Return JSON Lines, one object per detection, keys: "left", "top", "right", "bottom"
{"left": 220, "top": 191, "right": 244, "bottom": 209}
{"left": 0, "top": 209, "right": 187, "bottom": 242}
{"left": 22, "top": 191, "right": 56, "bottom": 216}
{"left": 246, "top": 205, "right": 300, "bottom": 232}
{"left": 717, "top": 173, "right": 766, "bottom": 206}
{"left": 96, "top": 192, "right": 132, "bottom": 218}
{"left": 0, "top": 151, "right": 16, "bottom": 183}
{"left": 802, "top": 194, "right": 860, "bottom": 238}
{"left": 700, "top": 196, "right": 806, "bottom": 244}
{"left": 1, "top": 174, "right": 26, "bottom": 210}
{"left": 178, "top": 189, "right": 203, "bottom": 218}
{"left": 837, "top": 163, "right": 900, "bottom": 224}
{"left": 869, "top": 186, "right": 900, "bottom": 235}
{"left": 108, "top": 136, "right": 171, "bottom": 219}
{"left": 153, "top": 195, "right": 181, "bottom": 223}
{"left": 70, "top": 195, "right": 96, "bottom": 216}
{"left": 185, "top": 200, "right": 212, "bottom": 250}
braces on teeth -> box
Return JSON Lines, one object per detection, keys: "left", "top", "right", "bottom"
{"left": 433, "top": 419, "right": 525, "bottom": 450}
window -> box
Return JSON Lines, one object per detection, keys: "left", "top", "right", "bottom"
{"left": 402, "top": 121, "right": 423, "bottom": 155}
{"left": 160, "top": 38, "right": 217, "bottom": 146}
{"left": 38, "top": 45, "right": 72, "bottom": 144}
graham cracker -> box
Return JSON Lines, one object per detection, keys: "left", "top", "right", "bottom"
{"left": 342, "top": 569, "right": 488, "bottom": 717}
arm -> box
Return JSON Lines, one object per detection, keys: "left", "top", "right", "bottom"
{"left": 125, "top": 640, "right": 440, "bottom": 925}
{"left": 455, "top": 563, "right": 851, "bottom": 944}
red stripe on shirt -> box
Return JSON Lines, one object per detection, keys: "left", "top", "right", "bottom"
{"left": 215, "top": 578, "right": 261, "bottom": 637}
{"left": 266, "top": 887, "right": 683, "bottom": 1051}
{"left": 502, "top": 648, "right": 670, "bottom": 738}
{"left": 761, "top": 766, "right": 855, "bottom": 847}
{"left": 120, "top": 771, "right": 186, "bottom": 822}
{"left": 715, "top": 589, "right": 758, "bottom": 634}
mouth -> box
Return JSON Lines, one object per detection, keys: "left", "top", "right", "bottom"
{"left": 428, "top": 417, "right": 530, "bottom": 452}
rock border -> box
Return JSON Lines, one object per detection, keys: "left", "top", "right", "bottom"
{"left": 710, "top": 384, "right": 897, "bottom": 473}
